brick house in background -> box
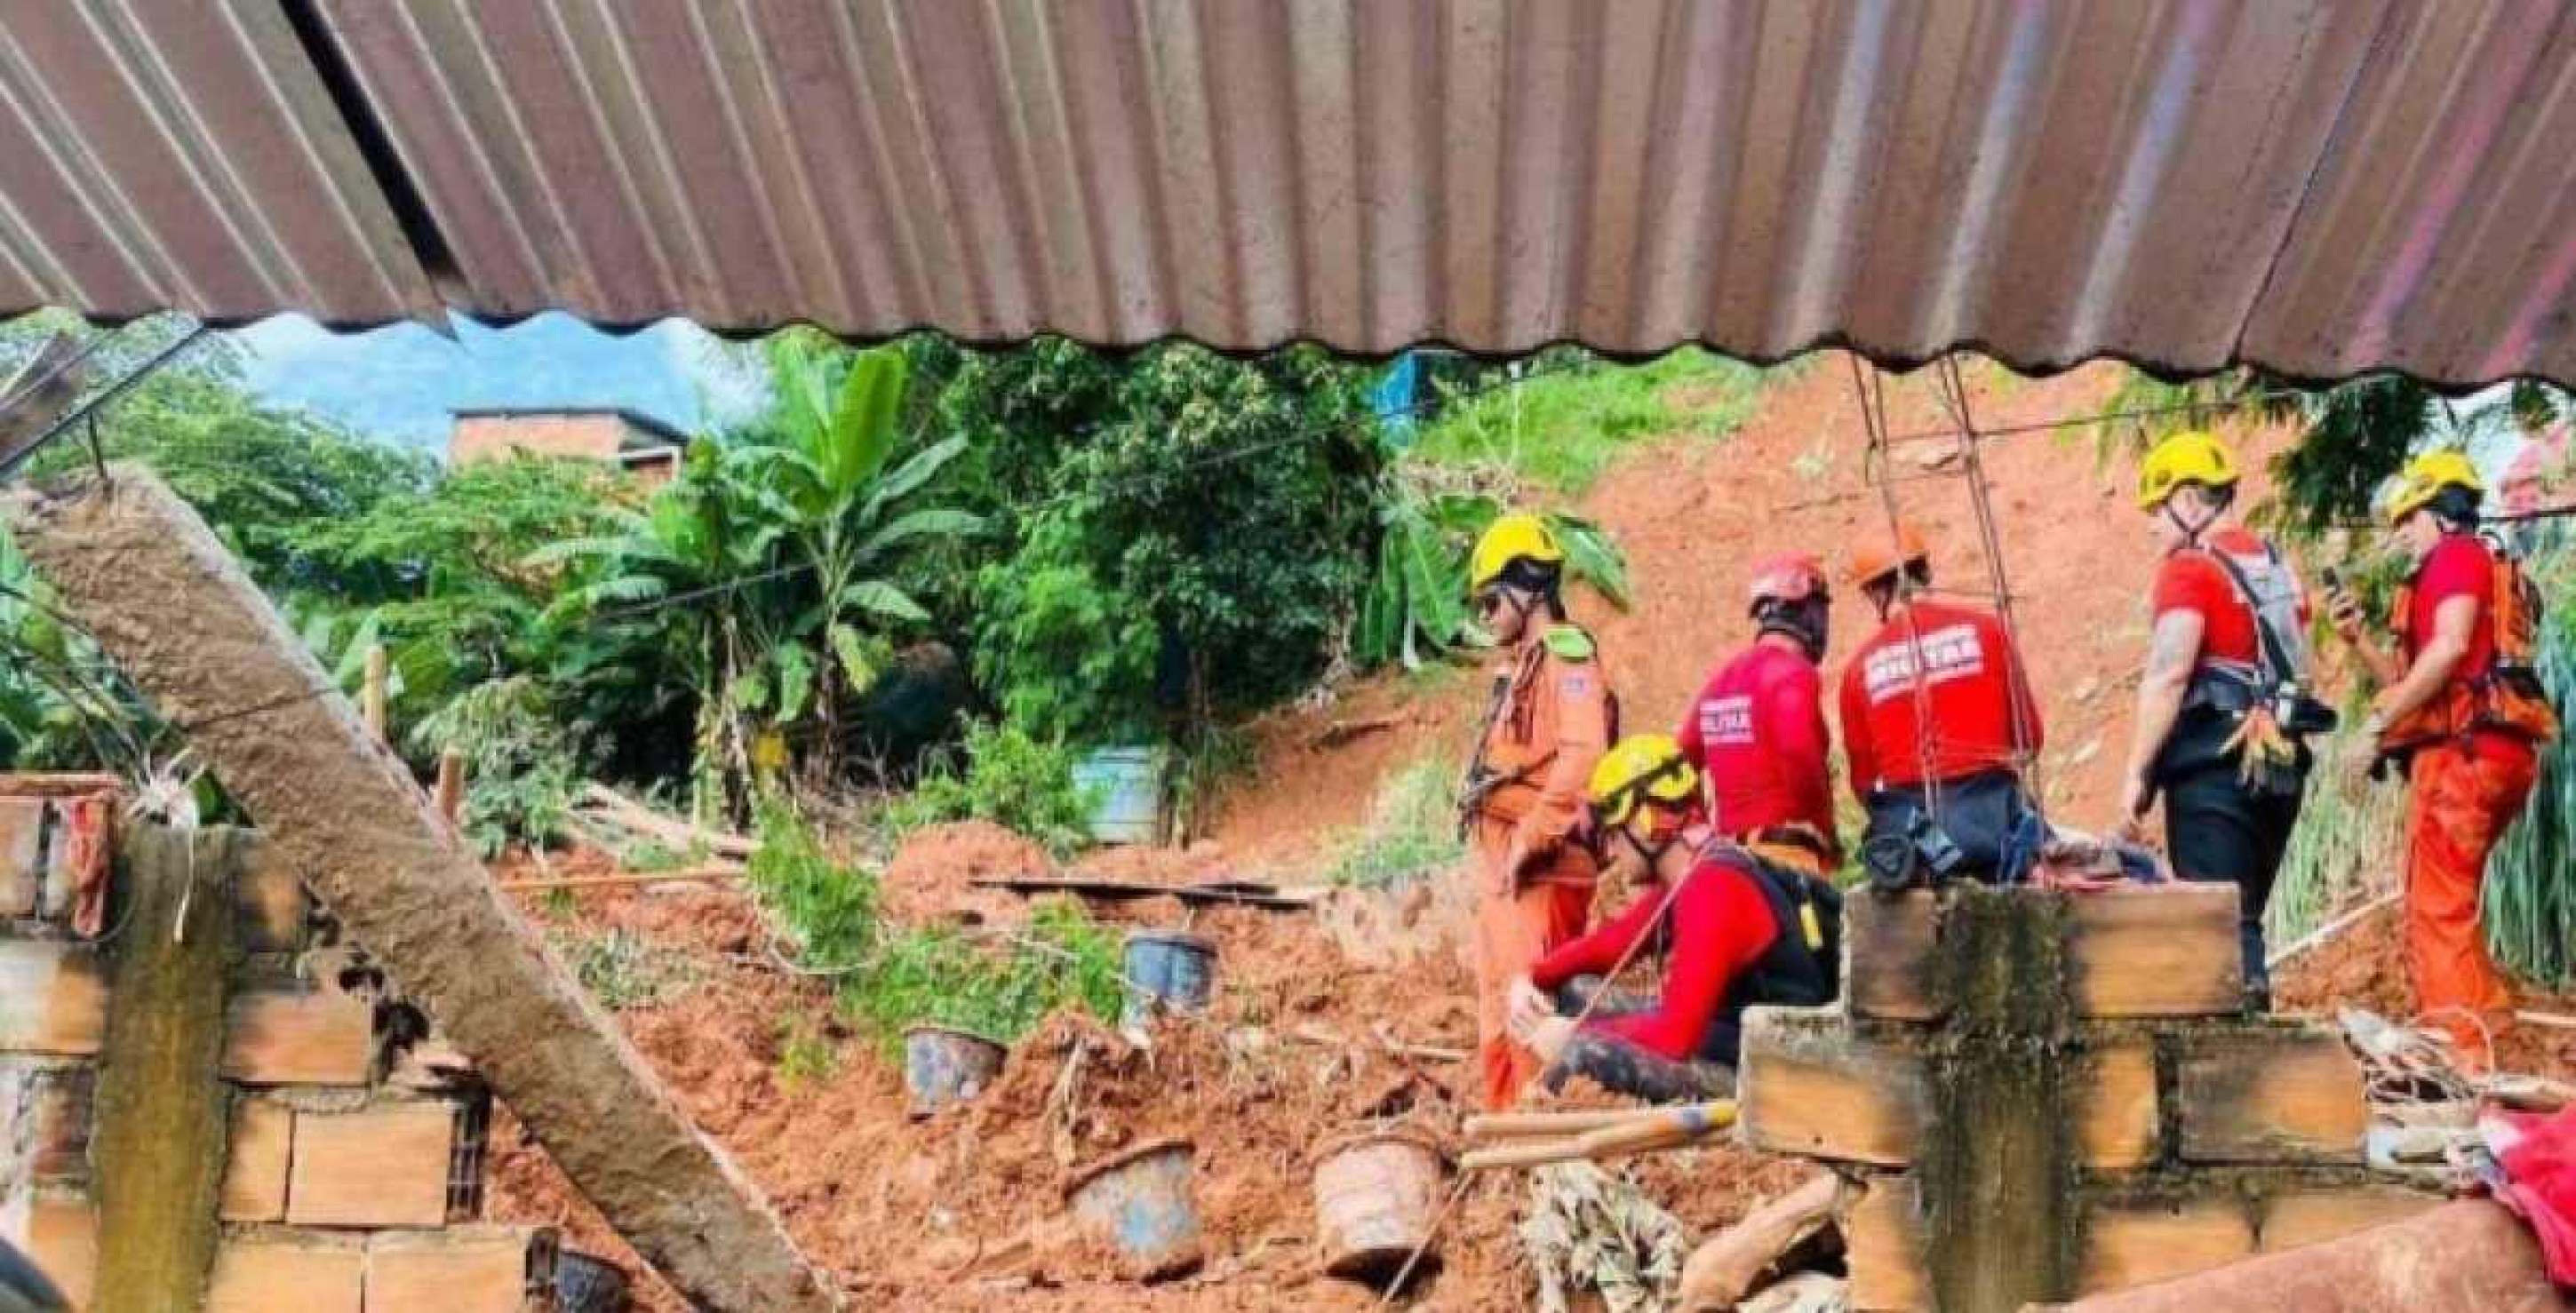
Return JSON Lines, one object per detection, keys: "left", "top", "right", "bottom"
{"left": 446, "top": 408, "right": 684, "bottom": 486}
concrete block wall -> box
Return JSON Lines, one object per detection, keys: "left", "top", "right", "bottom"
{"left": 0, "top": 784, "right": 555, "bottom": 1310}
{"left": 1737, "top": 885, "right": 2437, "bottom": 1312}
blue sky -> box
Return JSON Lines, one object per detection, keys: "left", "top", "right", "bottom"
{"left": 227, "top": 312, "right": 763, "bottom": 452}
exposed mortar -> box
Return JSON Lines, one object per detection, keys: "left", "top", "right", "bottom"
{"left": 92, "top": 822, "right": 243, "bottom": 1311}
{"left": 1918, "top": 887, "right": 2085, "bottom": 1313}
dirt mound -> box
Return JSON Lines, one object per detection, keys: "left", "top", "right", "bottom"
{"left": 883, "top": 820, "right": 1056, "bottom": 927}
{"left": 2275, "top": 902, "right": 2576, "bottom": 1080}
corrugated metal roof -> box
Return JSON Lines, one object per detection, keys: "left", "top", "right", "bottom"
{"left": 0, "top": 0, "right": 438, "bottom": 327}
{"left": 4, "top": 1, "right": 2572, "bottom": 389}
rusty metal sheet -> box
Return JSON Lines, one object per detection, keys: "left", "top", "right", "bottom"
{"left": 2, "top": 1, "right": 2572, "bottom": 389}
{"left": 0, "top": 0, "right": 437, "bottom": 327}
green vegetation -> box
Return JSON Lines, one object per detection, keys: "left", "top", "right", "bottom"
{"left": 1326, "top": 756, "right": 1465, "bottom": 889}
{"left": 2489, "top": 530, "right": 2576, "bottom": 987}
{"left": 552, "top": 927, "right": 698, "bottom": 1010}
{"left": 879, "top": 718, "right": 1097, "bottom": 857}
{"left": 746, "top": 807, "right": 1122, "bottom": 1052}
{"left": 1407, "top": 346, "right": 1763, "bottom": 493}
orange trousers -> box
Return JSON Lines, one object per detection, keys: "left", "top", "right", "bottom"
{"left": 2405, "top": 736, "right": 2538, "bottom": 1057}
{"left": 1468, "top": 822, "right": 1594, "bottom": 1109}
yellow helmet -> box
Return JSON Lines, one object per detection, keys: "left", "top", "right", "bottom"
{"left": 2135, "top": 430, "right": 2240, "bottom": 510}
{"left": 2385, "top": 449, "right": 2484, "bottom": 524}
{"left": 1468, "top": 513, "right": 1565, "bottom": 593}
{"left": 1586, "top": 733, "right": 1699, "bottom": 828}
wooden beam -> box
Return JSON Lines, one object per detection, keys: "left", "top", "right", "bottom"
{"left": 3, "top": 468, "right": 840, "bottom": 1313}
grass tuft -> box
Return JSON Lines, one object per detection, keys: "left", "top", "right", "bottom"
{"left": 1407, "top": 347, "right": 1766, "bottom": 494}
{"left": 1327, "top": 756, "right": 1466, "bottom": 890}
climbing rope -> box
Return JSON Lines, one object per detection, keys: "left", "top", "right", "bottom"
{"left": 1932, "top": 355, "right": 2049, "bottom": 826}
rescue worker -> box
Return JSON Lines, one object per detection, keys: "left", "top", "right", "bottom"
{"left": 2118, "top": 431, "right": 2325, "bottom": 1006}
{"left": 1459, "top": 513, "right": 1615, "bottom": 1109}
{"left": 1840, "top": 523, "right": 2047, "bottom": 888}
{"left": 1674, "top": 554, "right": 1839, "bottom": 872}
{"left": 1506, "top": 734, "right": 1838, "bottom": 1102}
{"left": 2325, "top": 451, "right": 2555, "bottom": 1061}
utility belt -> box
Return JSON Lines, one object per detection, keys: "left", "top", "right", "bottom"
{"left": 1860, "top": 771, "right": 2041, "bottom": 894}
{"left": 2157, "top": 665, "right": 2326, "bottom": 800}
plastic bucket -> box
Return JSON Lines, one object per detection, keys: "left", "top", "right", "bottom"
{"left": 553, "top": 1251, "right": 630, "bottom": 1313}
{"left": 1312, "top": 1131, "right": 1445, "bottom": 1285}
{"left": 902, "top": 1024, "right": 1006, "bottom": 1119}
{"left": 1064, "top": 1136, "right": 1201, "bottom": 1280}
{"left": 1120, "top": 931, "right": 1218, "bottom": 1031}
{"left": 1073, "top": 746, "right": 1164, "bottom": 845}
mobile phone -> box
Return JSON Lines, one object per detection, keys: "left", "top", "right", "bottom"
{"left": 2321, "top": 566, "right": 2343, "bottom": 592}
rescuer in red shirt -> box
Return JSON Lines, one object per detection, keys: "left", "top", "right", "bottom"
{"left": 1838, "top": 522, "right": 2046, "bottom": 889}
{"left": 1506, "top": 734, "right": 1838, "bottom": 1102}
{"left": 2327, "top": 451, "right": 2555, "bottom": 1061}
{"left": 2119, "top": 431, "right": 2324, "bottom": 1007}
{"left": 1674, "top": 553, "right": 1839, "bottom": 872}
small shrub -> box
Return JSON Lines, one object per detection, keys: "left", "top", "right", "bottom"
{"left": 881, "top": 719, "right": 1098, "bottom": 857}
{"left": 553, "top": 927, "right": 696, "bottom": 1010}
{"left": 776, "top": 1016, "right": 840, "bottom": 1088}
{"left": 408, "top": 676, "right": 582, "bottom": 858}
{"left": 745, "top": 808, "right": 1123, "bottom": 1052}
{"left": 1327, "top": 756, "right": 1465, "bottom": 890}
{"left": 1408, "top": 347, "right": 1766, "bottom": 494}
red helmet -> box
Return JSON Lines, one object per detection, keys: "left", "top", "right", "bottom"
{"left": 1746, "top": 553, "right": 1830, "bottom": 609}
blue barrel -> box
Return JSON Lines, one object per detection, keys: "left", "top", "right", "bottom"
{"left": 902, "top": 1024, "right": 1006, "bottom": 1119}
{"left": 1064, "top": 1136, "right": 1200, "bottom": 1279}
{"left": 1073, "top": 746, "right": 1164, "bottom": 844}
{"left": 1121, "top": 931, "right": 1217, "bottom": 1031}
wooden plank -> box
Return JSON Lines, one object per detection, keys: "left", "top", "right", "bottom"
{"left": 2176, "top": 1025, "right": 2368, "bottom": 1164}
{"left": 4, "top": 466, "right": 838, "bottom": 1311}
{"left": 220, "top": 1099, "right": 293, "bottom": 1223}
{"left": 203, "top": 1233, "right": 363, "bottom": 1313}
{"left": 367, "top": 1225, "right": 550, "bottom": 1313}
{"left": 220, "top": 986, "right": 374, "bottom": 1086}
{"left": 969, "top": 874, "right": 1324, "bottom": 909}
{"left": 0, "top": 942, "right": 106, "bottom": 1055}
{"left": 287, "top": 1101, "right": 455, "bottom": 1228}
{"left": 2068, "top": 885, "right": 2244, "bottom": 1017}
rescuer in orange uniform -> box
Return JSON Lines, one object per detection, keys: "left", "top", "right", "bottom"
{"left": 2327, "top": 451, "right": 2556, "bottom": 1062}
{"left": 1839, "top": 523, "right": 2046, "bottom": 889}
{"left": 1459, "top": 513, "right": 1615, "bottom": 1108}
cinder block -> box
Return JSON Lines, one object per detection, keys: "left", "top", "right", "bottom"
{"left": 1844, "top": 1174, "right": 1928, "bottom": 1311}
{"left": 366, "top": 1225, "right": 551, "bottom": 1313}
{"left": 0, "top": 797, "right": 44, "bottom": 917}
{"left": 230, "top": 843, "right": 310, "bottom": 954}
{"left": 2078, "top": 1042, "right": 2160, "bottom": 1171}
{"left": 203, "top": 1232, "right": 363, "bottom": 1313}
{"left": 15, "top": 1191, "right": 95, "bottom": 1311}
{"left": 287, "top": 1101, "right": 454, "bottom": 1228}
{"left": 220, "top": 986, "right": 373, "bottom": 1086}
{"left": 0, "top": 943, "right": 106, "bottom": 1055}
{"left": 2257, "top": 1185, "right": 2443, "bottom": 1253}
{"left": 2068, "top": 885, "right": 2243, "bottom": 1017}
{"left": 1737, "top": 1007, "right": 1927, "bottom": 1166}
{"left": 2176, "top": 1025, "right": 2367, "bottom": 1164}
{"left": 220, "top": 1098, "right": 293, "bottom": 1222}
{"left": 2080, "top": 1194, "right": 2255, "bottom": 1294}
{"left": 1846, "top": 891, "right": 1941, "bottom": 1021}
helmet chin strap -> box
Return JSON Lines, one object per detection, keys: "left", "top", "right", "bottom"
{"left": 2163, "top": 497, "right": 2220, "bottom": 548}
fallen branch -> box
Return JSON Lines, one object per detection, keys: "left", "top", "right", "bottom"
{"left": 2267, "top": 891, "right": 2400, "bottom": 970}
{"left": 497, "top": 866, "right": 746, "bottom": 894}
{"left": 2515, "top": 1008, "right": 2576, "bottom": 1031}
{"left": 1311, "top": 714, "right": 1400, "bottom": 748}
{"left": 578, "top": 783, "right": 756, "bottom": 859}
{"left": 1677, "top": 1174, "right": 1846, "bottom": 1311}
{"left": 1287, "top": 1023, "right": 1467, "bottom": 1065}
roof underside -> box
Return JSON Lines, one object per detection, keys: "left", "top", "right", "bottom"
{"left": 0, "top": 0, "right": 2571, "bottom": 388}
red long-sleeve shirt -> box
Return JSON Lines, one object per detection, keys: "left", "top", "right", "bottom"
{"left": 1839, "top": 600, "right": 2044, "bottom": 799}
{"left": 1676, "top": 641, "right": 1837, "bottom": 849}
{"left": 1527, "top": 851, "right": 1780, "bottom": 1061}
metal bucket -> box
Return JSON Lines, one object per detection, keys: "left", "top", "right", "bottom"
{"left": 1120, "top": 930, "right": 1217, "bottom": 1031}
{"left": 902, "top": 1024, "right": 1006, "bottom": 1119}
{"left": 1064, "top": 1136, "right": 1201, "bottom": 1280}
{"left": 1312, "top": 1131, "right": 1445, "bottom": 1285}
